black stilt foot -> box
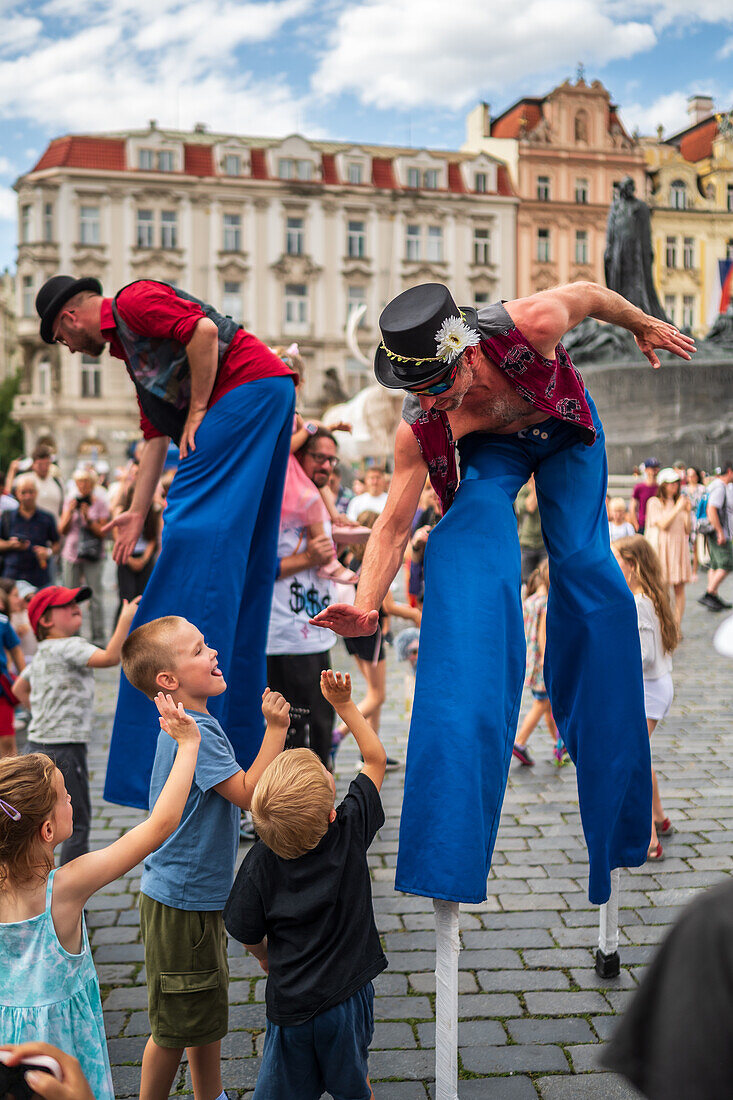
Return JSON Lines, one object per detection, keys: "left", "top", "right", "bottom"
{"left": 595, "top": 948, "right": 620, "bottom": 979}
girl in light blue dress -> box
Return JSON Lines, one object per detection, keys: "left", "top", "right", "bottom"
{"left": 0, "top": 697, "right": 201, "bottom": 1100}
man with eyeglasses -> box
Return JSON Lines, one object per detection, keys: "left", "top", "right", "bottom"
{"left": 265, "top": 428, "right": 340, "bottom": 767}
{"left": 313, "top": 280, "right": 696, "bottom": 913}
{"left": 34, "top": 274, "right": 297, "bottom": 810}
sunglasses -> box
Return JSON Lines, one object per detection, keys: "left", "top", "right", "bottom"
{"left": 406, "top": 356, "right": 462, "bottom": 397}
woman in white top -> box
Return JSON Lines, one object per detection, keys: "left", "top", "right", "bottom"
{"left": 612, "top": 535, "right": 679, "bottom": 862}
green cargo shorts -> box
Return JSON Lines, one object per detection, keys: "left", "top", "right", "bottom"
{"left": 707, "top": 536, "right": 733, "bottom": 572}
{"left": 139, "top": 893, "right": 229, "bottom": 1048}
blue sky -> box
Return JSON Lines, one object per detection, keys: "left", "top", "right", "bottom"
{"left": 1, "top": 0, "right": 732, "bottom": 271}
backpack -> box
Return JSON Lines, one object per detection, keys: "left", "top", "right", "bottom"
{"left": 697, "top": 483, "right": 725, "bottom": 537}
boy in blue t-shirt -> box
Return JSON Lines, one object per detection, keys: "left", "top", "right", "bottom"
{"left": 0, "top": 605, "right": 24, "bottom": 758}
{"left": 121, "top": 615, "right": 290, "bottom": 1100}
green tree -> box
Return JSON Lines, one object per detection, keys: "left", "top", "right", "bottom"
{"left": 0, "top": 372, "right": 25, "bottom": 473}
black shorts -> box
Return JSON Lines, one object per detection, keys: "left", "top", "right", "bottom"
{"left": 345, "top": 630, "right": 385, "bottom": 664}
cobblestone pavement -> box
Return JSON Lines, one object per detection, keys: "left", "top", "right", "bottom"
{"left": 79, "top": 576, "right": 732, "bottom": 1098}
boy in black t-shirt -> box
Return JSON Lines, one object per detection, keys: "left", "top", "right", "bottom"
{"left": 224, "top": 670, "right": 387, "bottom": 1100}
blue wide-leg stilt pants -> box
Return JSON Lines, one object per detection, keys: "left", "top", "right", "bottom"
{"left": 104, "top": 377, "right": 295, "bottom": 809}
{"left": 395, "top": 394, "right": 651, "bottom": 905}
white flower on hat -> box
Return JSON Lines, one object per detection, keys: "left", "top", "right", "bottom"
{"left": 434, "top": 315, "right": 480, "bottom": 363}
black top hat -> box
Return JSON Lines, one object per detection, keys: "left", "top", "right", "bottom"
{"left": 374, "top": 283, "right": 480, "bottom": 390}
{"left": 36, "top": 275, "right": 103, "bottom": 344}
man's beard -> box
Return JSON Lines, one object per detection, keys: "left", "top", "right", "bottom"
{"left": 79, "top": 335, "right": 105, "bottom": 357}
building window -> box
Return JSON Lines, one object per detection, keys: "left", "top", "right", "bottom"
{"left": 223, "top": 154, "right": 241, "bottom": 176}
{"left": 286, "top": 216, "right": 304, "bottom": 256}
{"left": 157, "top": 150, "right": 174, "bottom": 172}
{"left": 405, "top": 224, "right": 421, "bottom": 261}
{"left": 670, "top": 180, "right": 687, "bottom": 210}
{"left": 727, "top": 239, "right": 733, "bottom": 261}
{"left": 665, "top": 236, "right": 677, "bottom": 268}
{"left": 347, "top": 163, "right": 363, "bottom": 185}
{"left": 473, "top": 227, "right": 491, "bottom": 265}
{"left": 537, "top": 176, "right": 551, "bottom": 202}
{"left": 223, "top": 213, "right": 241, "bottom": 252}
{"left": 347, "top": 285, "right": 366, "bottom": 326}
{"left": 37, "top": 360, "right": 51, "bottom": 396}
{"left": 683, "top": 237, "right": 695, "bottom": 269}
{"left": 43, "top": 202, "right": 53, "bottom": 242}
{"left": 682, "top": 295, "right": 695, "bottom": 329}
{"left": 475, "top": 172, "right": 488, "bottom": 193}
{"left": 665, "top": 294, "right": 676, "bottom": 324}
{"left": 20, "top": 204, "right": 31, "bottom": 244}
{"left": 296, "top": 160, "right": 313, "bottom": 181}
{"left": 278, "top": 158, "right": 294, "bottom": 180}
{"left": 728, "top": 184, "right": 733, "bottom": 213}
{"left": 160, "top": 210, "right": 178, "bottom": 249}
{"left": 423, "top": 169, "right": 439, "bottom": 190}
{"left": 22, "top": 275, "right": 33, "bottom": 316}
{"left": 79, "top": 205, "right": 100, "bottom": 245}
{"left": 426, "top": 225, "right": 443, "bottom": 262}
{"left": 280, "top": 158, "right": 313, "bottom": 181}
{"left": 407, "top": 167, "right": 420, "bottom": 189}
{"left": 139, "top": 148, "right": 154, "bottom": 170}
{"left": 221, "top": 280, "right": 243, "bottom": 322}
{"left": 136, "top": 209, "right": 154, "bottom": 248}
{"left": 537, "top": 228, "right": 550, "bottom": 262}
{"left": 474, "top": 292, "right": 490, "bottom": 306}
{"left": 575, "top": 230, "right": 589, "bottom": 264}
{"left": 347, "top": 220, "right": 366, "bottom": 259}
{"left": 80, "top": 354, "right": 102, "bottom": 398}
{"left": 575, "top": 178, "right": 589, "bottom": 204}
{"left": 284, "top": 283, "right": 307, "bottom": 326}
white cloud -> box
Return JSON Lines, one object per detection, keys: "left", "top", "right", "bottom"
{"left": 0, "top": 188, "right": 16, "bottom": 222}
{"left": 619, "top": 91, "right": 690, "bottom": 136}
{"left": 718, "top": 36, "right": 733, "bottom": 58}
{"left": 0, "top": 0, "right": 315, "bottom": 137}
{"left": 313, "top": 0, "right": 656, "bottom": 111}
{"left": 0, "top": 156, "right": 15, "bottom": 175}
{"left": 608, "top": 0, "right": 733, "bottom": 30}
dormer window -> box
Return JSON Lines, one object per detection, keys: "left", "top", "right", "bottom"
{"left": 407, "top": 167, "right": 420, "bottom": 189}
{"left": 224, "top": 154, "right": 241, "bottom": 176}
{"left": 423, "top": 169, "right": 439, "bottom": 190}
{"left": 347, "top": 163, "right": 363, "bottom": 185}
{"left": 139, "top": 148, "right": 154, "bottom": 170}
{"left": 278, "top": 158, "right": 314, "bottom": 181}
{"left": 158, "top": 150, "right": 174, "bottom": 172}
{"left": 670, "top": 180, "right": 687, "bottom": 210}
{"left": 475, "top": 172, "right": 488, "bottom": 193}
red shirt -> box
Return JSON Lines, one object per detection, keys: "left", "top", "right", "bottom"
{"left": 100, "top": 281, "right": 296, "bottom": 439}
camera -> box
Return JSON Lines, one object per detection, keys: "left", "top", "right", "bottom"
{"left": 76, "top": 495, "right": 93, "bottom": 507}
{"left": 0, "top": 1051, "right": 62, "bottom": 1099}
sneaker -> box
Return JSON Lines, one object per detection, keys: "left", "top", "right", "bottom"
{"left": 552, "top": 738, "right": 570, "bottom": 767}
{"left": 385, "top": 756, "right": 400, "bottom": 771}
{"left": 699, "top": 593, "right": 725, "bottom": 611}
{"left": 711, "top": 593, "right": 732, "bottom": 609}
{"left": 512, "top": 743, "right": 534, "bottom": 766}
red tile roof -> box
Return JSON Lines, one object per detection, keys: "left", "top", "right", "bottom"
{"left": 678, "top": 118, "right": 718, "bottom": 162}
{"left": 184, "top": 144, "right": 214, "bottom": 176}
{"left": 249, "top": 148, "right": 269, "bottom": 179}
{"left": 448, "top": 163, "right": 466, "bottom": 193}
{"left": 371, "top": 157, "right": 397, "bottom": 189}
{"left": 496, "top": 165, "right": 515, "bottom": 197}
{"left": 32, "top": 136, "right": 126, "bottom": 172}
{"left": 491, "top": 100, "right": 544, "bottom": 139}
{"left": 321, "top": 154, "right": 339, "bottom": 185}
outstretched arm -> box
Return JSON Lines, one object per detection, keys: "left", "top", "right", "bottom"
{"left": 505, "top": 281, "right": 696, "bottom": 368}
{"left": 310, "top": 419, "right": 427, "bottom": 636}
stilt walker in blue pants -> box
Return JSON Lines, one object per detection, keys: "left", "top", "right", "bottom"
{"left": 313, "top": 280, "right": 696, "bottom": 904}
{"left": 35, "top": 275, "right": 296, "bottom": 808}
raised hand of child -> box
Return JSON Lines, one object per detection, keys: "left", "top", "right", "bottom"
{"left": 118, "top": 596, "right": 141, "bottom": 624}
{"left": 154, "top": 693, "right": 201, "bottom": 745}
{"left": 262, "top": 688, "right": 291, "bottom": 730}
{"left": 320, "top": 669, "right": 352, "bottom": 707}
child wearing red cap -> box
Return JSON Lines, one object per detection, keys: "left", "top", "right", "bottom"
{"left": 12, "top": 587, "right": 139, "bottom": 862}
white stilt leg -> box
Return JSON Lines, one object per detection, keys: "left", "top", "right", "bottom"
{"left": 434, "top": 899, "right": 460, "bottom": 1100}
{"left": 595, "top": 867, "right": 621, "bottom": 977}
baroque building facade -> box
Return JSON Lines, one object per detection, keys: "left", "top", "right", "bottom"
{"left": 14, "top": 123, "right": 517, "bottom": 466}
{"left": 643, "top": 97, "right": 733, "bottom": 338}
{"left": 463, "top": 74, "right": 645, "bottom": 299}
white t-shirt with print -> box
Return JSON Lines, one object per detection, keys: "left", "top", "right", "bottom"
{"left": 19, "top": 635, "right": 98, "bottom": 743}
{"left": 267, "top": 523, "right": 336, "bottom": 656}
{"left": 347, "top": 491, "right": 388, "bottom": 522}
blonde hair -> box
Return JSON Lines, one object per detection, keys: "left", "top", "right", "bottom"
{"left": 609, "top": 497, "right": 627, "bottom": 511}
{"left": 121, "top": 615, "right": 184, "bottom": 698}
{"left": 251, "top": 749, "right": 334, "bottom": 859}
{"left": 614, "top": 535, "right": 679, "bottom": 654}
{"left": 0, "top": 754, "right": 57, "bottom": 889}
